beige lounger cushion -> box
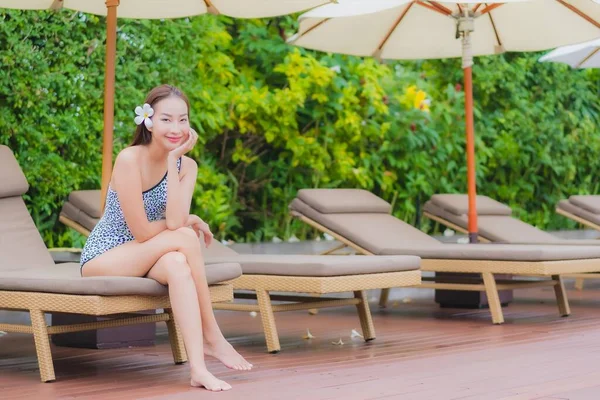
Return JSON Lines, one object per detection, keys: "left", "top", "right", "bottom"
{"left": 569, "top": 196, "right": 600, "bottom": 214}
{"left": 424, "top": 194, "right": 600, "bottom": 245}
{"left": 0, "top": 197, "right": 55, "bottom": 271}
{"left": 0, "top": 262, "right": 242, "bottom": 296}
{"left": 68, "top": 190, "right": 103, "bottom": 219}
{"left": 424, "top": 200, "right": 562, "bottom": 243}
{"left": 290, "top": 195, "right": 600, "bottom": 261}
{"left": 429, "top": 194, "right": 512, "bottom": 216}
{"left": 0, "top": 146, "right": 29, "bottom": 198}
{"left": 205, "top": 254, "right": 419, "bottom": 276}
{"left": 297, "top": 188, "right": 391, "bottom": 214}
{"left": 558, "top": 199, "right": 600, "bottom": 225}
{"left": 61, "top": 200, "right": 101, "bottom": 232}
{"left": 60, "top": 190, "right": 102, "bottom": 232}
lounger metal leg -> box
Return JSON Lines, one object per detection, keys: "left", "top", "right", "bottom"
{"left": 320, "top": 243, "right": 346, "bottom": 255}
{"left": 552, "top": 275, "right": 571, "bottom": 317}
{"left": 165, "top": 309, "right": 187, "bottom": 364}
{"left": 30, "top": 309, "right": 56, "bottom": 383}
{"left": 481, "top": 273, "right": 504, "bottom": 325}
{"left": 354, "top": 291, "right": 376, "bottom": 341}
{"left": 378, "top": 288, "right": 390, "bottom": 308}
{"left": 574, "top": 277, "right": 585, "bottom": 291}
{"left": 256, "top": 289, "right": 281, "bottom": 353}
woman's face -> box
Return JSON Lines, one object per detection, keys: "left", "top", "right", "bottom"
{"left": 149, "top": 96, "right": 190, "bottom": 150}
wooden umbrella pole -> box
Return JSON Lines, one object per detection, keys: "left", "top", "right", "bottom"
{"left": 100, "top": 0, "right": 120, "bottom": 211}
{"left": 460, "top": 16, "right": 478, "bottom": 243}
{"left": 463, "top": 64, "right": 478, "bottom": 243}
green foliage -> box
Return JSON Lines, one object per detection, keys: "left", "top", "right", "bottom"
{"left": 1, "top": 9, "right": 599, "bottom": 246}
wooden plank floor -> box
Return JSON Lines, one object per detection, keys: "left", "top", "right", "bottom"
{"left": 3, "top": 281, "right": 600, "bottom": 399}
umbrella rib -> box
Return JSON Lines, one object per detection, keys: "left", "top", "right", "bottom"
{"left": 425, "top": 1, "right": 453, "bottom": 15}
{"left": 374, "top": 3, "right": 414, "bottom": 55}
{"left": 416, "top": 2, "right": 449, "bottom": 16}
{"left": 479, "top": 4, "right": 503, "bottom": 14}
{"left": 487, "top": 9, "right": 503, "bottom": 49}
{"left": 50, "top": 0, "right": 64, "bottom": 10}
{"left": 295, "top": 18, "right": 331, "bottom": 41}
{"left": 473, "top": 3, "right": 483, "bottom": 13}
{"left": 556, "top": 0, "right": 600, "bottom": 29}
{"left": 204, "top": 0, "right": 220, "bottom": 14}
{"left": 575, "top": 47, "right": 600, "bottom": 68}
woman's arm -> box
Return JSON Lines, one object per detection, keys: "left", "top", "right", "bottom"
{"left": 165, "top": 155, "right": 198, "bottom": 230}
{"left": 112, "top": 150, "right": 168, "bottom": 243}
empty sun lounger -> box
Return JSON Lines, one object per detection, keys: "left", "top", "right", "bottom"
{"left": 59, "top": 190, "right": 102, "bottom": 236}
{"left": 423, "top": 194, "right": 600, "bottom": 245}
{"left": 202, "top": 240, "right": 421, "bottom": 353}
{"left": 424, "top": 194, "right": 600, "bottom": 289}
{"left": 0, "top": 145, "right": 242, "bottom": 382}
{"left": 556, "top": 195, "right": 600, "bottom": 232}
{"left": 289, "top": 188, "right": 600, "bottom": 325}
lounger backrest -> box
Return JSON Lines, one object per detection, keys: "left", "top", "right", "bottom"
{"left": 557, "top": 198, "right": 600, "bottom": 225}
{"left": 425, "top": 194, "right": 559, "bottom": 243}
{"left": 291, "top": 189, "right": 439, "bottom": 255}
{"left": 0, "top": 146, "right": 54, "bottom": 270}
{"left": 568, "top": 196, "right": 600, "bottom": 215}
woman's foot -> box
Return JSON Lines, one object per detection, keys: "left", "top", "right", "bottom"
{"left": 204, "top": 338, "right": 253, "bottom": 371}
{"left": 190, "top": 369, "right": 232, "bottom": 392}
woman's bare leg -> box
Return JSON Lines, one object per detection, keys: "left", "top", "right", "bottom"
{"left": 81, "top": 228, "right": 249, "bottom": 385}
{"left": 174, "top": 229, "right": 252, "bottom": 371}
{"left": 147, "top": 252, "right": 230, "bottom": 391}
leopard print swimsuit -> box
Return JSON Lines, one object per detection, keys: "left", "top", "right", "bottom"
{"left": 80, "top": 158, "right": 181, "bottom": 269}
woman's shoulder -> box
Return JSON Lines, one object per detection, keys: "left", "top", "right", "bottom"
{"left": 116, "top": 146, "right": 142, "bottom": 162}
{"left": 114, "top": 147, "right": 142, "bottom": 170}
{"left": 181, "top": 155, "right": 198, "bottom": 172}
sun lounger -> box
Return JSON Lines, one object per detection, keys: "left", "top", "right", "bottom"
{"left": 289, "top": 188, "right": 600, "bottom": 325}
{"left": 0, "top": 145, "right": 242, "bottom": 382}
{"left": 202, "top": 240, "right": 421, "bottom": 353}
{"left": 59, "top": 190, "right": 101, "bottom": 236}
{"left": 424, "top": 194, "right": 600, "bottom": 289}
{"left": 423, "top": 194, "right": 600, "bottom": 244}
{"left": 556, "top": 195, "right": 600, "bottom": 232}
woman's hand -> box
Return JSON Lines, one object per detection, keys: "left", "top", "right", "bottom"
{"left": 169, "top": 128, "right": 198, "bottom": 160}
{"left": 186, "top": 214, "right": 213, "bottom": 247}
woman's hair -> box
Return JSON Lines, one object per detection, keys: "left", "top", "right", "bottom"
{"left": 130, "top": 84, "right": 190, "bottom": 146}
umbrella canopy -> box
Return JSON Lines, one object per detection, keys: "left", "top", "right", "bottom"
{"left": 539, "top": 36, "right": 600, "bottom": 67}
{"left": 289, "top": 0, "right": 600, "bottom": 242}
{"left": 1, "top": 0, "right": 332, "bottom": 207}
{"left": 1, "top": 0, "right": 330, "bottom": 18}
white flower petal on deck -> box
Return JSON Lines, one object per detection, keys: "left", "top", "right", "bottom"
{"left": 249, "top": 311, "right": 257, "bottom": 318}
{"left": 350, "top": 329, "right": 363, "bottom": 339}
{"left": 331, "top": 338, "right": 344, "bottom": 346}
{"left": 303, "top": 329, "right": 315, "bottom": 340}
{"left": 402, "top": 297, "right": 412, "bottom": 304}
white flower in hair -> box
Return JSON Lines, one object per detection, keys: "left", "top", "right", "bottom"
{"left": 134, "top": 103, "right": 154, "bottom": 129}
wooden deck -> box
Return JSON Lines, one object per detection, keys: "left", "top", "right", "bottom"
{"left": 3, "top": 281, "right": 600, "bottom": 399}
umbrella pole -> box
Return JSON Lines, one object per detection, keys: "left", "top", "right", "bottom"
{"left": 100, "top": 0, "right": 120, "bottom": 211}
{"left": 461, "top": 22, "right": 478, "bottom": 244}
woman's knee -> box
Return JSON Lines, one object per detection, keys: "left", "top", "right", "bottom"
{"left": 174, "top": 227, "right": 203, "bottom": 252}
{"left": 161, "top": 252, "right": 192, "bottom": 280}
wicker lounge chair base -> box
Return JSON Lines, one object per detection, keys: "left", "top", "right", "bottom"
{"left": 289, "top": 189, "right": 600, "bottom": 325}
{"left": 213, "top": 271, "right": 420, "bottom": 353}
{"left": 0, "top": 284, "right": 232, "bottom": 382}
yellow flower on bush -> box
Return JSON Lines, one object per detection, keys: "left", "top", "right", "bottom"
{"left": 400, "top": 85, "right": 431, "bottom": 112}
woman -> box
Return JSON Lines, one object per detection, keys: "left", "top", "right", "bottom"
{"left": 80, "top": 84, "right": 251, "bottom": 392}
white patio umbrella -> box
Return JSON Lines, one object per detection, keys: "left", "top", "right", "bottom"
{"left": 289, "top": 0, "right": 600, "bottom": 242}
{"left": 1, "top": 0, "right": 333, "bottom": 207}
{"left": 539, "top": 36, "right": 600, "bottom": 67}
